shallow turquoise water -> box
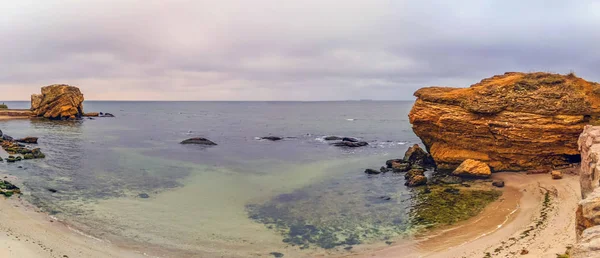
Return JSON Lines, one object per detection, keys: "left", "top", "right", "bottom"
{"left": 0, "top": 101, "right": 422, "bottom": 257}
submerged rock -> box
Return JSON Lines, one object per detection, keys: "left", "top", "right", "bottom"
{"left": 332, "top": 141, "right": 368, "bottom": 148}
{"left": 405, "top": 175, "right": 427, "bottom": 187}
{"left": 342, "top": 137, "right": 359, "bottom": 143}
{"left": 323, "top": 136, "right": 342, "bottom": 141}
{"left": 99, "top": 112, "right": 115, "bottom": 117}
{"left": 261, "top": 136, "right": 283, "bottom": 141}
{"left": 431, "top": 175, "right": 463, "bottom": 185}
{"left": 409, "top": 72, "right": 596, "bottom": 171}
{"left": 16, "top": 137, "right": 38, "bottom": 144}
{"left": 31, "top": 84, "right": 84, "bottom": 120}
{"left": 139, "top": 193, "right": 150, "bottom": 198}
{"left": 180, "top": 138, "right": 217, "bottom": 145}
{"left": 452, "top": 159, "right": 491, "bottom": 178}
{"left": 364, "top": 169, "right": 381, "bottom": 175}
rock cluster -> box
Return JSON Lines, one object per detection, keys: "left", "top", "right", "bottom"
{"left": 0, "top": 131, "right": 45, "bottom": 162}
{"left": 409, "top": 72, "right": 600, "bottom": 171}
{"left": 365, "top": 144, "right": 434, "bottom": 187}
{"left": 31, "top": 84, "right": 85, "bottom": 120}
{"left": 328, "top": 137, "right": 369, "bottom": 148}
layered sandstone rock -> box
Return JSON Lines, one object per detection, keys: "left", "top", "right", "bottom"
{"left": 574, "top": 126, "right": 600, "bottom": 257}
{"left": 409, "top": 72, "right": 600, "bottom": 171}
{"left": 31, "top": 84, "right": 84, "bottom": 120}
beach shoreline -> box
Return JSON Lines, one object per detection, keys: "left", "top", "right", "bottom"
{"left": 346, "top": 171, "right": 580, "bottom": 258}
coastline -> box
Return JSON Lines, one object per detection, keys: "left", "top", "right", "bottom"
{"left": 347, "top": 172, "right": 579, "bottom": 258}
{"left": 0, "top": 174, "right": 151, "bottom": 258}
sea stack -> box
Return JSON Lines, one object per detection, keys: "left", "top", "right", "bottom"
{"left": 31, "top": 84, "right": 85, "bottom": 120}
{"left": 409, "top": 72, "right": 600, "bottom": 171}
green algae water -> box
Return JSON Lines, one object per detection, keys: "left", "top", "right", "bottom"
{"left": 0, "top": 101, "right": 496, "bottom": 257}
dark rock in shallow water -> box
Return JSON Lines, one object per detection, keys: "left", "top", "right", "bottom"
{"left": 392, "top": 162, "right": 411, "bottom": 173}
{"left": 380, "top": 166, "right": 391, "bottom": 173}
{"left": 324, "top": 136, "right": 342, "bottom": 141}
{"left": 47, "top": 188, "right": 58, "bottom": 193}
{"left": 269, "top": 252, "right": 284, "bottom": 258}
{"left": 364, "top": 169, "right": 381, "bottom": 175}
{"left": 405, "top": 175, "right": 427, "bottom": 187}
{"left": 385, "top": 159, "right": 402, "bottom": 168}
{"left": 180, "top": 138, "right": 217, "bottom": 145}
{"left": 99, "top": 112, "right": 115, "bottom": 117}
{"left": 404, "top": 144, "right": 435, "bottom": 167}
{"left": 2, "top": 135, "right": 13, "bottom": 141}
{"left": 492, "top": 180, "right": 505, "bottom": 188}
{"left": 431, "top": 175, "right": 463, "bottom": 185}
{"left": 332, "top": 141, "right": 368, "bottom": 148}
{"left": 0, "top": 129, "right": 2, "bottom": 137}
{"left": 16, "top": 137, "right": 38, "bottom": 144}
{"left": 139, "top": 193, "right": 150, "bottom": 198}
{"left": 404, "top": 169, "right": 425, "bottom": 180}
{"left": 261, "top": 136, "right": 283, "bottom": 141}
{"left": 444, "top": 188, "right": 460, "bottom": 194}
{"left": 342, "top": 137, "right": 359, "bottom": 142}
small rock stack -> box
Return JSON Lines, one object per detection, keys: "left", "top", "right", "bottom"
{"left": 31, "top": 84, "right": 84, "bottom": 120}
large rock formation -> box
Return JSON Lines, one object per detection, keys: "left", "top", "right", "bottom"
{"left": 31, "top": 84, "right": 84, "bottom": 120}
{"left": 409, "top": 72, "right": 600, "bottom": 171}
{"left": 573, "top": 126, "right": 600, "bottom": 257}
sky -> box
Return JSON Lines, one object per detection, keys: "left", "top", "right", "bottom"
{"left": 1, "top": 0, "right": 600, "bottom": 101}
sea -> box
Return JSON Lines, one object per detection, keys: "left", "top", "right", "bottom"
{"left": 0, "top": 101, "right": 424, "bottom": 257}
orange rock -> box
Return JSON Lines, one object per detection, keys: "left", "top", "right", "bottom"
{"left": 452, "top": 159, "right": 491, "bottom": 178}
{"left": 31, "top": 84, "right": 84, "bottom": 120}
{"left": 409, "top": 72, "right": 599, "bottom": 171}
{"left": 551, "top": 170, "right": 563, "bottom": 179}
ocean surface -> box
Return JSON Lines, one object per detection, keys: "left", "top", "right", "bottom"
{"left": 0, "top": 101, "right": 424, "bottom": 257}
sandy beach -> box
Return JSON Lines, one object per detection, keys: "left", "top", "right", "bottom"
{"left": 0, "top": 171, "right": 581, "bottom": 258}
{"left": 0, "top": 176, "right": 148, "bottom": 258}
{"left": 349, "top": 171, "right": 580, "bottom": 258}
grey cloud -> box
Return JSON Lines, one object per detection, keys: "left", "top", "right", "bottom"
{"left": 1, "top": 0, "right": 600, "bottom": 100}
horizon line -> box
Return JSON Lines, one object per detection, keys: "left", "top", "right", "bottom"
{"left": 0, "top": 99, "right": 415, "bottom": 102}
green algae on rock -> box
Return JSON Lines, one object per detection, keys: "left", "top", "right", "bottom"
{"left": 410, "top": 185, "right": 502, "bottom": 226}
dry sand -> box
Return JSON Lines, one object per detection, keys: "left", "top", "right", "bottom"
{"left": 349, "top": 172, "right": 580, "bottom": 258}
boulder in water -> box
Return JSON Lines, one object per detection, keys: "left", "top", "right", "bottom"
{"left": 332, "top": 141, "right": 368, "bottom": 148}
{"left": 405, "top": 175, "right": 427, "bottom": 187}
{"left": 180, "top": 138, "right": 217, "bottom": 145}
{"left": 16, "top": 137, "right": 38, "bottom": 144}
{"left": 261, "top": 136, "right": 283, "bottom": 141}
{"left": 364, "top": 168, "right": 381, "bottom": 175}
{"left": 342, "top": 137, "right": 359, "bottom": 142}
{"left": 31, "top": 84, "right": 84, "bottom": 120}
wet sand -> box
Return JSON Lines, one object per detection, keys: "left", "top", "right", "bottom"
{"left": 0, "top": 176, "right": 148, "bottom": 258}
{"left": 349, "top": 171, "right": 580, "bottom": 258}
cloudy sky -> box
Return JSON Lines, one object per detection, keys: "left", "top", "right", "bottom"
{"left": 1, "top": 0, "right": 599, "bottom": 100}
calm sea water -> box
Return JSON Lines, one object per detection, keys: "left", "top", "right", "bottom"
{"left": 0, "top": 101, "right": 422, "bottom": 257}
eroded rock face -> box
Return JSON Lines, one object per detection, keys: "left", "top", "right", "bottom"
{"left": 409, "top": 72, "right": 600, "bottom": 171}
{"left": 31, "top": 84, "right": 84, "bottom": 120}
{"left": 574, "top": 126, "right": 600, "bottom": 257}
